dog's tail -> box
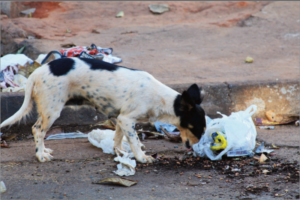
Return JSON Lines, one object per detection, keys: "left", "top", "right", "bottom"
{"left": 0, "top": 75, "right": 35, "bottom": 128}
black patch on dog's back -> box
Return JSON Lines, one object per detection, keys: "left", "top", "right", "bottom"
{"left": 79, "top": 58, "right": 139, "bottom": 71}
{"left": 49, "top": 58, "right": 75, "bottom": 76}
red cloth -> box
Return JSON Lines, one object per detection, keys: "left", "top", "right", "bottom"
{"left": 60, "top": 46, "right": 99, "bottom": 57}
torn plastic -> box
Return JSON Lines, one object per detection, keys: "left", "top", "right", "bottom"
{"left": 88, "top": 129, "right": 133, "bottom": 156}
{"left": 1, "top": 54, "right": 33, "bottom": 91}
{"left": 114, "top": 148, "right": 136, "bottom": 176}
{"left": 0, "top": 181, "right": 6, "bottom": 193}
{"left": 193, "top": 105, "right": 257, "bottom": 160}
{"left": 87, "top": 129, "right": 142, "bottom": 176}
{"left": 45, "top": 132, "right": 88, "bottom": 140}
{"left": 154, "top": 121, "right": 178, "bottom": 134}
{"left": 2, "top": 74, "right": 27, "bottom": 92}
{"left": 255, "top": 142, "right": 274, "bottom": 154}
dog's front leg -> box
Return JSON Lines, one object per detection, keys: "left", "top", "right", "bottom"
{"left": 113, "top": 124, "right": 125, "bottom": 154}
{"left": 117, "top": 115, "right": 155, "bottom": 163}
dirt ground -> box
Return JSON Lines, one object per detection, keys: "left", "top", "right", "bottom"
{"left": 1, "top": 125, "right": 299, "bottom": 200}
{"left": 1, "top": 1, "right": 299, "bottom": 85}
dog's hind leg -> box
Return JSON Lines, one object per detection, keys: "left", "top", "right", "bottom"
{"left": 117, "top": 115, "right": 155, "bottom": 163}
{"left": 32, "top": 89, "right": 67, "bottom": 162}
{"left": 32, "top": 101, "right": 65, "bottom": 162}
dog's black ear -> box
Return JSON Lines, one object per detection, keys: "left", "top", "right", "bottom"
{"left": 187, "top": 84, "right": 203, "bottom": 105}
{"left": 180, "top": 91, "right": 195, "bottom": 112}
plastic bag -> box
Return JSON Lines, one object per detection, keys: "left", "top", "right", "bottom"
{"left": 193, "top": 105, "right": 257, "bottom": 160}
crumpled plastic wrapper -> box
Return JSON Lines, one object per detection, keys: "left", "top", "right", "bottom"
{"left": 88, "top": 129, "right": 144, "bottom": 176}
{"left": 114, "top": 148, "right": 136, "bottom": 176}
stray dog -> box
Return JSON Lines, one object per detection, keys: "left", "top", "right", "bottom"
{"left": 0, "top": 58, "right": 206, "bottom": 163}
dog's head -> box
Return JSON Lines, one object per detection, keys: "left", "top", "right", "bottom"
{"left": 174, "top": 84, "right": 206, "bottom": 150}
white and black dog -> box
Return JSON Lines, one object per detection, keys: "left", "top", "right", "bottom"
{"left": 0, "top": 58, "right": 206, "bottom": 163}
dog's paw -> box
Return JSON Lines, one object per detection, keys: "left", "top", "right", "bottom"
{"left": 44, "top": 148, "right": 53, "bottom": 154}
{"left": 136, "top": 155, "right": 156, "bottom": 163}
{"left": 36, "top": 152, "right": 53, "bottom": 162}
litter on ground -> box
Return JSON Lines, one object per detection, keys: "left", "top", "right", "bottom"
{"left": 88, "top": 129, "right": 140, "bottom": 176}
{"left": 45, "top": 132, "right": 88, "bottom": 140}
{"left": 193, "top": 105, "right": 257, "bottom": 160}
{"left": 93, "top": 177, "right": 138, "bottom": 187}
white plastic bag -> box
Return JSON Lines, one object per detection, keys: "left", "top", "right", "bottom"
{"left": 193, "top": 105, "right": 257, "bottom": 160}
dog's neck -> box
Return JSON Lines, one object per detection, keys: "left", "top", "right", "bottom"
{"left": 149, "top": 89, "right": 181, "bottom": 127}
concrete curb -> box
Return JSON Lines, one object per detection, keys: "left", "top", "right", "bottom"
{"left": 1, "top": 79, "right": 299, "bottom": 127}
{"left": 169, "top": 78, "right": 300, "bottom": 119}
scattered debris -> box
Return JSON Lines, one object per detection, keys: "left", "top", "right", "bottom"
{"left": 193, "top": 105, "right": 257, "bottom": 160}
{"left": 187, "top": 181, "right": 200, "bottom": 186}
{"left": 91, "top": 119, "right": 116, "bottom": 130}
{"left": 262, "top": 169, "right": 270, "bottom": 174}
{"left": 116, "top": 11, "right": 124, "bottom": 18}
{"left": 16, "top": 46, "right": 26, "bottom": 54}
{"left": 114, "top": 148, "right": 136, "bottom": 176}
{"left": 160, "top": 126, "right": 181, "bottom": 142}
{"left": 255, "top": 142, "right": 274, "bottom": 154}
{"left": 270, "top": 144, "right": 280, "bottom": 149}
{"left": 1, "top": 54, "right": 33, "bottom": 91}
{"left": 258, "top": 154, "right": 268, "bottom": 163}
{"left": 255, "top": 114, "right": 299, "bottom": 126}
{"left": 88, "top": 129, "right": 133, "bottom": 156}
{"left": 154, "top": 121, "right": 178, "bottom": 134}
{"left": 136, "top": 130, "right": 164, "bottom": 140}
{"left": 121, "top": 31, "right": 138, "bottom": 35}
{"left": 1, "top": 132, "right": 16, "bottom": 147}
{"left": 59, "top": 44, "right": 122, "bottom": 64}
{"left": 93, "top": 177, "right": 138, "bottom": 187}
{"left": 245, "top": 56, "right": 253, "bottom": 63}
{"left": 45, "top": 126, "right": 64, "bottom": 138}
{"left": 92, "top": 29, "right": 101, "bottom": 34}
{"left": 18, "top": 61, "right": 41, "bottom": 78}
{"left": 259, "top": 126, "right": 274, "bottom": 130}
{"left": 210, "top": 132, "right": 227, "bottom": 151}
{"left": 20, "top": 8, "right": 36, "bottom": 16}
{"left": 149, "top": 4, "right": 169, "bottom": 14}
{"left": 0, "top": 181, "right": 6, "bottom": 193}
{"left": 45, "top": 131, "right": 88, "bottom": 140}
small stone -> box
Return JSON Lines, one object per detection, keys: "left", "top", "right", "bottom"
{"left": 116, "top": 11, "right": 124, "bottom": 18}
{"left": 245, "top": 56, "right": 253, "bottom": 63}
{"left": 149, "top": 4, "right": 169, "bottom": 14}
{"left": 92, "top": 29, "right": 101, "bottom": 34}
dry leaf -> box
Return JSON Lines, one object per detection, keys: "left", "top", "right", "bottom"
{"left": 195, "top": 174, "right": 201, "bottom": 178}
{"left": 93, "top": 177, "right": 138, "bottom": 187}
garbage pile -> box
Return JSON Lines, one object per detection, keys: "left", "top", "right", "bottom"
{"left": 0, "top": 44, "right": 122, "bottom": 92}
